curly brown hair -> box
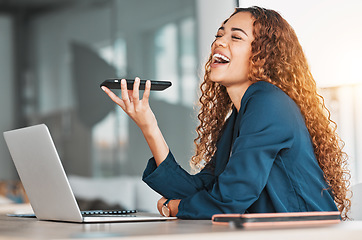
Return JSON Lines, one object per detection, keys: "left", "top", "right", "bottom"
{"left": 191, "top": 6, "right": 351, "bottom": 220}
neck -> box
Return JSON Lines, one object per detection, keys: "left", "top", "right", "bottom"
{"left": 226, "top": 81, "right": 254, "bottom": 112}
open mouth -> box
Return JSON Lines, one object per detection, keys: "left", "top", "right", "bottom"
{"left": 212, "top": 53, "right": 230, "bottom": 64}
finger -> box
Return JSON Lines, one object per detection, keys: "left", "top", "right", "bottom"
{"left": 132, "top": 77, "right": 140, "bottom": 104}
{"left": 142, "top": 80, "right": 151, "bottom": 102}
{"left": 157, "top": 197, "right": 166, "bottom": 214}
{"left": 128, "top": 90, "right": 134, "bottom": 102}
{"left": 101, "top": 86, "right": 126, "bottom": 109}
{"left": 120, "top": 79, "right": 132, "bottom": 108}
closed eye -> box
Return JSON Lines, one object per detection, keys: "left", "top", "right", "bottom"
{"left": 232, "top": 36, "right": 242, "bottom": 40}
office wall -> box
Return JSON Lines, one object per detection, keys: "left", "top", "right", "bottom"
{"left": 28, "top": 1, "right": 198, "bottom": 177}
{"left": 0, "top": 0, "right": 238, "bottom": 181}
{"left": 196, "top": 0, "right": 235, "bottom": 66}
{"left": 32, "top": 5, "right": 112, "bottom": 115}
{"left": 0, "top": 15, "right": 16, "bottom": 180}
{"left": 26, "top": 0, "right": 236, "bottom": 178}
{"left": 29, "top": 3, "right": 113, "bottom": 177}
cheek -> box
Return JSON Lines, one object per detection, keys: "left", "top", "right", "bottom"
{"left": 233, "top": 53, "right": 250, "bottom": 70}
{"left": 235, "top": 49, "right": 251, "bottom": 68}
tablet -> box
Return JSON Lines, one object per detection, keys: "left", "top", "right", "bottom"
{"left": 100, "top": 79, "right": 172, "bottom": 91}
{"left": 212, "top": 211, "right": 341, "bottom": 228}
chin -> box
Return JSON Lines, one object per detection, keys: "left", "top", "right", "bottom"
{"left": 209, "top": 74, "right": 224, "bottom": 84}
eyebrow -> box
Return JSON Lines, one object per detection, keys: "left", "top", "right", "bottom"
{"left": 218, "top": 26, "right": 248, "bottom": 37}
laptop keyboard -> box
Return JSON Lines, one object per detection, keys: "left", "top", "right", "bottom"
{"left": 81, "top": 210, "right": 137, "bottom": 216}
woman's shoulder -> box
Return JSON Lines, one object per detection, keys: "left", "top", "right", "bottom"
{"left": 242, "top": 81, "right": 292, "bottom": 109}
{"left": 240, "top": 81, "right": 302, "bottom": 127}
{"left": 245, "top": 81, "right": 285, "bottom": 97}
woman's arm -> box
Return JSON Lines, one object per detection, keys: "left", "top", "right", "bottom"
{"left": 101, "top": 77, "right": 168, "bottom": 166}
{"left": 143, "top": 151, "right": 216, "bottom": 199}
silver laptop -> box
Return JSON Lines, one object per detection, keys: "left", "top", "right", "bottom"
{"left": 3, "top": 124, "right": 177, "bottom": 223}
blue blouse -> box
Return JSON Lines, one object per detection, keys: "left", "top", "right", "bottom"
{"left": 142, "top": 81, "right": 338, "bottom": 219}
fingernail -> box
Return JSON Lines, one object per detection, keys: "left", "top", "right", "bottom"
{"left": 101, "top": 86, "right": 106, "bottom": 91}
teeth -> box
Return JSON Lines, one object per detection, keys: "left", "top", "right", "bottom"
{"left": 213, "top": 53, "right": 230, "bottom": 63}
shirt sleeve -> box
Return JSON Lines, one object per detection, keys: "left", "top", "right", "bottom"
{"left": 142, "top": 151, "right": 215, "bottom": 199}
{"left": 177, "top": 90, "right": 296, "bottom": 219}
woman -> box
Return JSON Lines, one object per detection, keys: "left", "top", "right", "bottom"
{"left": 102, "top": 6, "right": 351, "bottom": 220}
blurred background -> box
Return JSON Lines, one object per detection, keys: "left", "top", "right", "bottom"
{"left": 0, "top": 0, "right": 361, "bottom": 213}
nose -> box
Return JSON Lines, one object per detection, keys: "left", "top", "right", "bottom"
{"left": 213, "top": 37, "right": 227, "bottom": 48}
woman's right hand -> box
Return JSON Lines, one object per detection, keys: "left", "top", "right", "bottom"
{"left": 101, "top": 77, "right": 169, "bottom": 165}
{"left": 101, "top": 77, "right": 157, "bottom": 133}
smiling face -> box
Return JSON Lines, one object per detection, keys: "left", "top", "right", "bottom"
{"left": 209, "top": 11, "right": 255, "bottom": 92}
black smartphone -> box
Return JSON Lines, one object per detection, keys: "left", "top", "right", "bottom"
{"left": 100, "top": 79, "right": 172, "bottom": 91}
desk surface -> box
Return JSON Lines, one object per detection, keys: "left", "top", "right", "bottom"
{"left": 1, "top": 213, "right": 362, "bottom": 240}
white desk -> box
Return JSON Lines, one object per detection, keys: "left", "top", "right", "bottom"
{"left": 1, "top": 212, "right": 362, "bottom": 240}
